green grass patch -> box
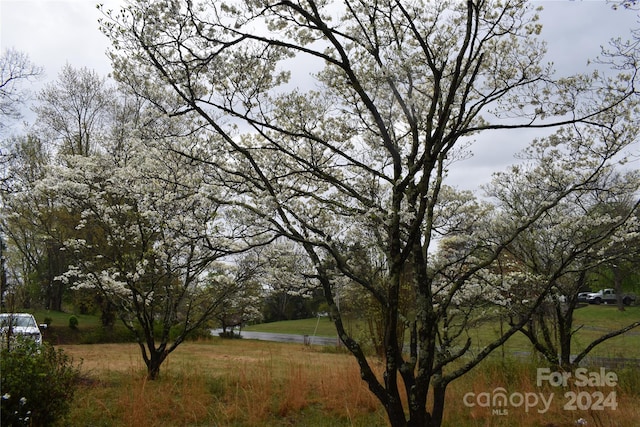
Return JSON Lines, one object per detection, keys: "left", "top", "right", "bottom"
{"left": 15, "top": 305, "right": 640, "bottom": 360}
{"left": 244, "top": 316, "right": 339, "bottom": 337}
{"left": 571, "top": 305, "right": 640, "bottom": 359}
{"left": 573, "top": 304, "right": 640, "bottom": 328}
{"left": 31, "top": 309, "right": 103, "bottom": 329}
{"left": 26, "top": 310, "right": 133, "bottom": 344}
{"left": 464, "top": 304, "right": 640, "bottom": 360}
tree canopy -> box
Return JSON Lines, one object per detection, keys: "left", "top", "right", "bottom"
{"left": 98, "top": 1, "right": 640, "bottom": 425}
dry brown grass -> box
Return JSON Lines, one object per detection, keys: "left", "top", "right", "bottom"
{"left": 60, "top": 340, "right": 640, "bottom": 427}
{"left": 63, "top": 340, "right": 386, "bottom": 426}
{"left": 444, "top": 358, "right": 640, "bottom": 427}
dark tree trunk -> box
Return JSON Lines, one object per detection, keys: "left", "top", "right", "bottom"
{"left": 146, "top": 350, "right": 168, "bottom": 380}
{"left": 558, "top": 313, "right": 573, "bottom": 369}
{"left": 0, "top": 237, "right": 7, "bottom": 312}
{"left": 46, "top": 242, "right": 66, "bottom": 311}
{"left": 407, "top": 398, "right": 429, "bottom": 427}
{"left": 429, "top": 381, "right": 447, "bottom": 427}
{"left": 613, "top": 265, "right": 625, "bottom": 311}
{"left": 385, "top": 397, "right": 408, "bottom": 427}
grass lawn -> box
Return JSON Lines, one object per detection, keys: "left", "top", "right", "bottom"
{"left": 32, "top": 309, "right": 103, "bottom": 329}
{"left": 571, "top": 304, "right": 640, "bottom": 358}
{"left": 244, "top": 316, "right": 339, "bottom": 337}
{"left": 27, "top": 304, "right": 640, "bottom": 358}
{"left": 9, "top": 305, "right": 640, "bottom": 426}
{"left": 573, "top": 303, "right": 640, "bottom": 328}
{"left": 61, "top": 340, "right": 388, "bottom": 427}
{"left": 58, "top": 339, "right": 640, "bottom": 427}
{"left": 29, "top": 309, "right": 134, "bottom": 344}
{"left": 245, "top": 306, "right": 640, "bottom": 361}
{"left": 459, "top": 304, "right": 640, "bottom": 362}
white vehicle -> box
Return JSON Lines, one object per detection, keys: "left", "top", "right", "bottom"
{"left": 577, "top": 291, "right": 591, "bottom": 303}
{"left": 586, "top": 289, "right": 636, "bottom": 306}
{"left": 0, "top": 313, "right": 45, "bottom": 347}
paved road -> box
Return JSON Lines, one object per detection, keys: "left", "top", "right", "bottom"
{"left": 211, "top": 329, "right": 342, "bottom": 347}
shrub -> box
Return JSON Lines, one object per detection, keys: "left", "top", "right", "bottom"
{"left": 1, "top": 338, "right": 81, "bottom": 426}
{"left": 68, "top": 315, "right": 79, "bottom": 329}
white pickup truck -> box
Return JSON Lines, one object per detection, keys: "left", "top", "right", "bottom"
{"left": 586, "top": 288, "right": 636, "bottom": 306}
{"left": 0, "top": 313, "right": 46, "bottom": 347}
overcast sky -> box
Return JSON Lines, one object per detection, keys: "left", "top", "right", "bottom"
{"left": 1, "top": 0, "right": 639, "bottom": 191}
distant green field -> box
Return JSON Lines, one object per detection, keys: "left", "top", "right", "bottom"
{"left": 465, "top": 304, "right": 640, "bottom": 360}
{"left": 30, "top": 309, "right": 102, "bottom": 329}
{"left": 245, "top": 306, "right": 640, "bottom": 360}
{"left": 571, "top": 304, "right": 640, "bottom": 358}
{"left": 244, "top": 316, "right": 340, "bottom": 337}
{"left": 574, "top": 303, "right": 640, "bottom": 328}
{"left": 17, "top": 304, "right": 640, "bottom": 359}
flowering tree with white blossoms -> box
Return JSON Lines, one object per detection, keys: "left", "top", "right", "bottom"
{"left": 209, "top": 259, "right": 264, "bottom": 336}
{"left": 486, "top": 143, "right": 640, "bottom": 369}
{"left": 2, "top": 65, "right": 140, "bottom": 312}
{"left": 44, "top": 135, "right": 253, "bottom": 379}
{"left": 101, "top": 0, "right": 640, "bottom": 425}
{"left": 255, "top": 241, "right": 320, "bottom": 320}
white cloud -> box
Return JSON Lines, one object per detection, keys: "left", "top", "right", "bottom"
{"left": 1, "top": 0, "right": 118, "bottom": 79}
